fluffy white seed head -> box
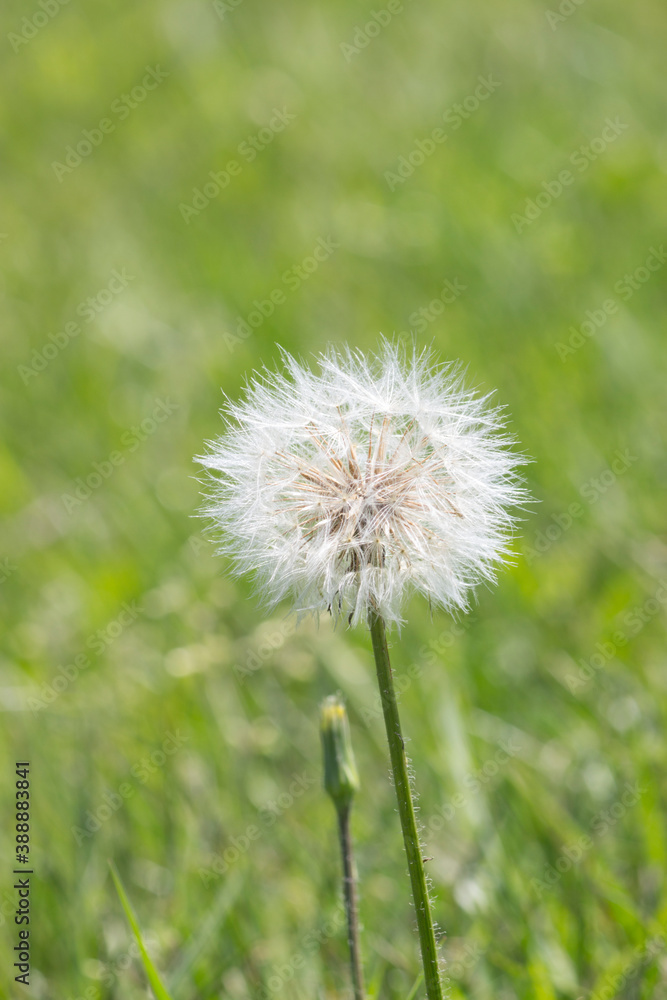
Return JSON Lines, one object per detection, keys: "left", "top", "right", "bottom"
{"left": 197, "top": 341, "right": 528, "bottom": 627}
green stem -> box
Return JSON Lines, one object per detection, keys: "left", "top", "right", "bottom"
{"left": 368, "top": 610, "right": 443, "bottom": 1000}
{"left": 337, "top": 806, "right": 365, "bottom": 1000}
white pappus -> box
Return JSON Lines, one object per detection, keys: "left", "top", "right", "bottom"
{"left": 197, "top": 341, "right": 528, "bottom": 627}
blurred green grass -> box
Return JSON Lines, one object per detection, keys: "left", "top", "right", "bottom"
{"left": 1, "top": 0, "right": 667, "bottom": 997}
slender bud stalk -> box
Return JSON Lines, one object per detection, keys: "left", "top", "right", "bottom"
{"left": 368, "top": 611, "right": 444, "bottom": 1000}
{"left": 321, "top": 695, "right": 365, "bottom": 1000}
{"left": 337, "top": 806, "right": 364, "bottom": 1000}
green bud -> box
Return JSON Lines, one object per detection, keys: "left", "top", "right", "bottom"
{"left": 320, "top": 694, "right": 359, "bottom": 811}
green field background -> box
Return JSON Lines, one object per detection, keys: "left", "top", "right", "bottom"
{"left": 1, "top": 0, "right": 666, "bottom": 997}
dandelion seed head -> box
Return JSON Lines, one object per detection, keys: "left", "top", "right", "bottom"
{"left": 197, "top": 341, "right": 528, "bottom": 627}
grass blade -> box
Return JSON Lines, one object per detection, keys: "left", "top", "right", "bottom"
{"left": 167, "top": 870, "right": 243, "bottom": 995}
{"left": 405, "top": 972, "right": 424, "bottom": 1000}
{"left": 109, "top": 860, "right": 174, "bottom": 1000}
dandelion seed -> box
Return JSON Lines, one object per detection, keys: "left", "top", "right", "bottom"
{"left": 197, "top": 340, "right": 527, "bottom": 627}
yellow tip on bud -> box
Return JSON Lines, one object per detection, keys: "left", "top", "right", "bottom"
{"left": 320, "top": 694, "right": 359, "bottom": 811}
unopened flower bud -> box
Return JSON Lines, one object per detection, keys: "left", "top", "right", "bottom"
{"left": 320, "top": 694, "right": 359, "bottom": 811}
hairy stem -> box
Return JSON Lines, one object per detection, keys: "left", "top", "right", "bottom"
{"left": 368, "top": 610, "right": 443, "bottom": 1000}
{"left": 337, "top": 806, "right": 365, "bottom": 1000}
